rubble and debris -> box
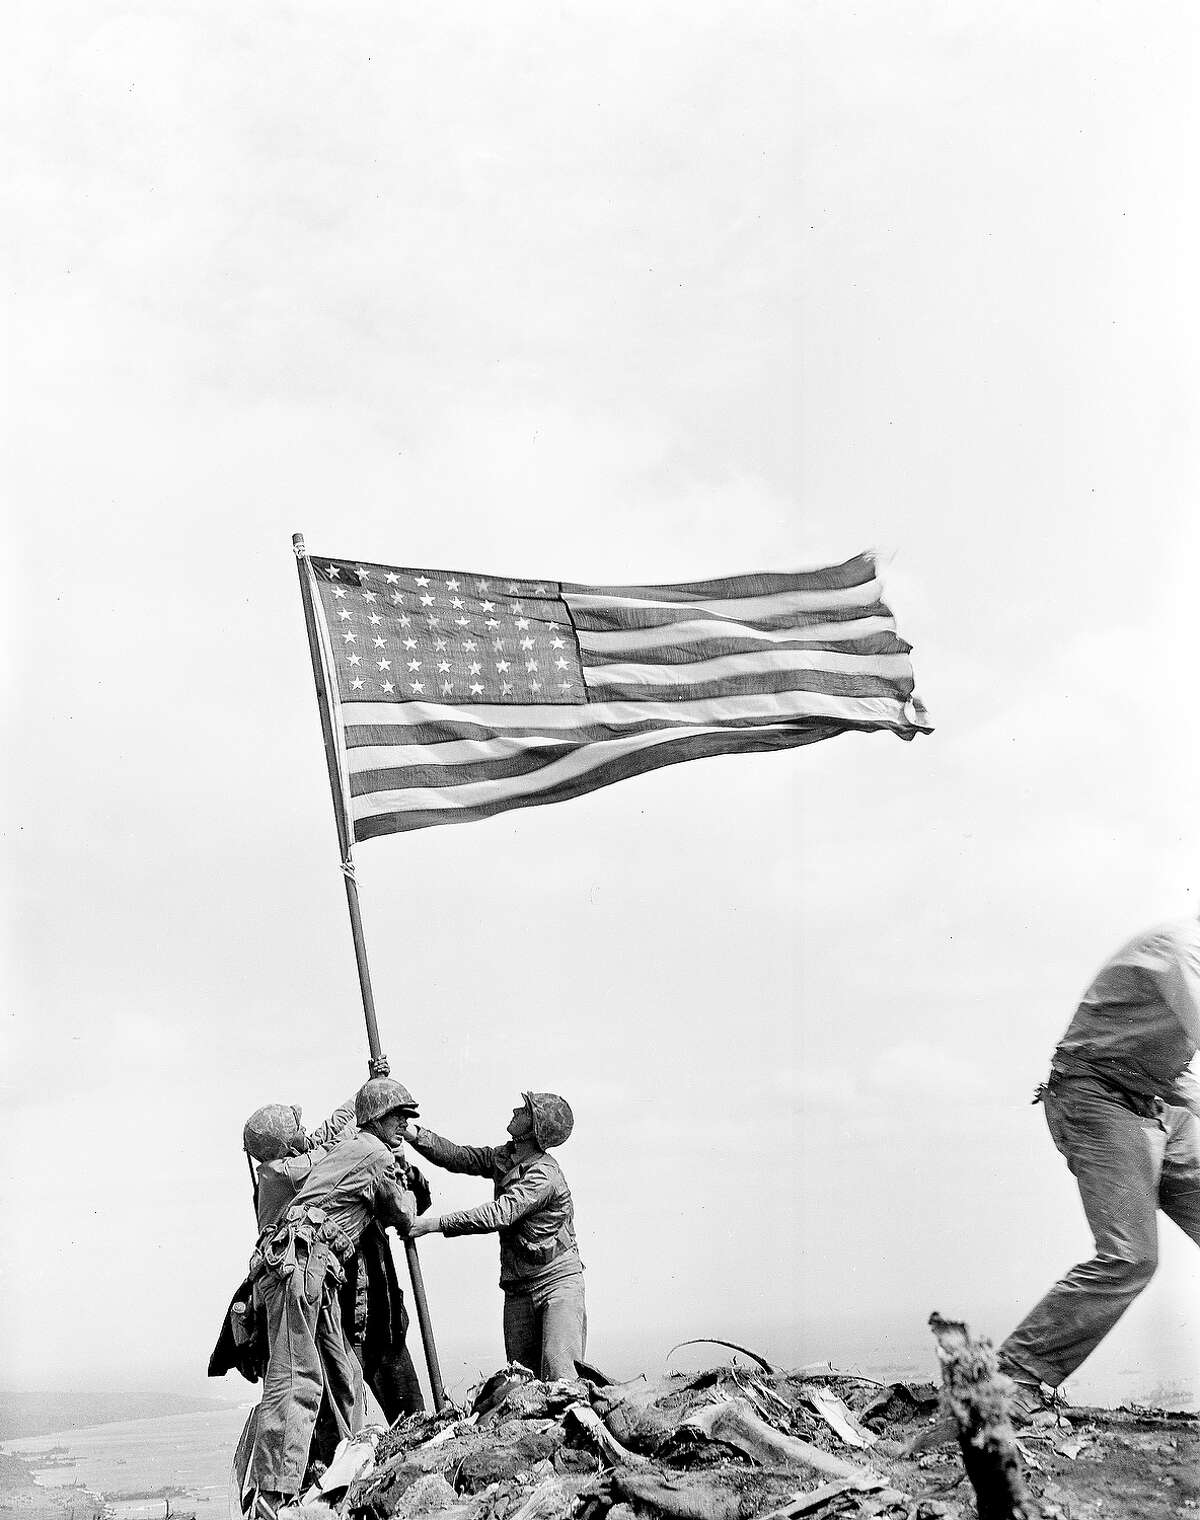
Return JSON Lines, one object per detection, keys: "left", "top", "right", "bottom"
{"left": 248, "top": 1349, "right": 1200, "bottom": 1520}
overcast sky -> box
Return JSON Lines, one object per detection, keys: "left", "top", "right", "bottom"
{"left": 2, "top": 2, "right": 1198, "bottom": 1410}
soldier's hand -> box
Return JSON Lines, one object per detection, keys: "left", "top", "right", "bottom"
{"left": 406, "top": 1214, "right": 439, "bottom": 1239}
{"left": 369, "top": 1054, "right": 391, "bottom": 1078}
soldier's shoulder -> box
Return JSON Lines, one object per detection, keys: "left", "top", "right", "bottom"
{"left": 1139, "top": 917, "right": 1200, "bottom": 955}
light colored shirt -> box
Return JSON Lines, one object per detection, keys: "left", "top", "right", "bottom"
{"left": 1053, "top": 917, "right": 1200, "bottom": 1099}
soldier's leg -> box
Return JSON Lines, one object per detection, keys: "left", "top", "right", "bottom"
{"left": 502, "top": 1290, "right": 541, "bottom": 1374}
{"left": 536, "top": 1277, "right": 586, "bottom": 1381}
{"left": 369, "top": 1344, "right": 426, "bottom": 1420}
{"left": 249, "top": 1271, "right": 326, "bottom": 1498}
{"left": 1159, "top": 1100, "right": 1200, "bottom": 1247}
{"left": 1001, "top": 1078, "right": 1165, "bottom": 1388}
{"left": 314, "top": 1288, "right": 364, "bottom": 1451}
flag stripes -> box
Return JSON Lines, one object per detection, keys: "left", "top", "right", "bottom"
{"left": 303, "top": 550, "right": 930, "bottom": 838}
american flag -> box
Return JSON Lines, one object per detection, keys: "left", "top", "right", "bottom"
{"left": 301, "top": 549, "right": 931, "bottom": 840}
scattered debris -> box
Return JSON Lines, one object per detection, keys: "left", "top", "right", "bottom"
{"left": 803, "top": 1391, "right": 878, "bottom": 1451}
{"left": 242, "top": 1347, "right": 1200, "bottom": 1520}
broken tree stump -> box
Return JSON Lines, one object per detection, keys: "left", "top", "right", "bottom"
{"left": 928, "top": 1312, "right": 1042, "bottom": 1520}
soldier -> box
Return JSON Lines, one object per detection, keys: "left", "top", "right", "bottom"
{"left": 998, "top": 913, "right": 1200, "bottom": 1418}
{"left": 339, "top": 1079, "right": 429, "bottom": 1420}
{"left": 247, "top": 1078, "right": 420, "bottom": 1514}
{"left": 404, "top": 1092, "right": 586, "bottom": 1381}
{"left": 233, "top": 1079, "right": 429, "bottom": 1422}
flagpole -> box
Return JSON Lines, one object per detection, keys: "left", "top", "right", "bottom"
{"left": 292, "top": 531, "right": 448, "bottom": 1413}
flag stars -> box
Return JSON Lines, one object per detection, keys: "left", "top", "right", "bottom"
{"left": 407, "top": 659, "right": 421, "bottom": 672}
{"left": 411, "top": 680, "right": 425, "bottom": 694}
{"left": 463, "top": 639, "right": 477, "bottom": 652}
{"left": 441, "top": 681, "right": 453, "bottom": 696}
{"left": 526, "top": 659, "right": 538, "bottom": 673}
{"left": 496, "top": 660, "right": 510, "bottom": 673}
{"left": 437, "top": 661, "right": 451, "bottom": 673}
{"left": 348, "top": 653, "right": 361, "bottom": 666}
{"left": 530, "top": 680, "right": 541, "bottom": 693}
{"left": 369, "top": 614, "right": 383, "bottom": 626}
{"left": 337, "top": 609, "right": 352, "bottom": 622}
{"left": 469, "top": 682, "right": 484, "bottom": 695}
{"left": 434, "top": 638, "right": 448, "bottom": 652}
{"left": 501, "top": 681, "right": 514, "bottom": 696}
{"left": 414, "top": 576, "right": 430, "bottom": 587}
{"left": 520, "top": 637, "right": 535, "bottom": 651}
{"left": 469, "top": 661, "right": 482, "bottom": 676}
{"left": 343, "top": 632, "right": 357, "bottom": 644}
{"left": 356, "top": 566, "right": 370, "bottom": 580}
{"left": 550, "top": 635, "right": 566, "bottom": 650}
{"left": 398, "top": 614, "right": 412, "bottom": 628}
{"left": 403, "top": 638, "right": 418, "bottom": 650}
{"left": 555, "top": 656, "right": 569, "bottom": 671}
{"left": 480, "top": 600, "right": 495, "bottom": 612}
{"left": 382, "top": 681, "right": 395, "bottom": 694}
{"left": 385, "top": 572, "right": 400, "bottom": 585}
{"left": 492, "top": 638, "right": 504, "bottom": 653}
{"left": 455, "top": 617, "right": 470, "bottom": 628}
{"left": 506, "top": 583, "right": 519, "bottom": 594}
{"left": 515, "top": 617, "right": 530, "bottom": 631}
{"left": 509, "top": 603, "right": 522, "bottom": 616}
{"left": 378, "top": 659, "right": 391, "bottom": 672}
{"left": 373, "top": 636, "right": 386, "bottom": 649}
{"left": 326, "top": 565, "right": 340, "bottom": 578}
{"left": 533, "top": 583, "right": 547, "bottom": 595}
{"left": 475, "top": 580, "right": 489, "bottom": 593}
{"left": 391, "top": 592, "right": 404, "bottom": 606}
{"left": 419, "top": 593, "right": 435, "bottom": 607}
{"left": 445, "top": 579, "right": 459, "bottom": 591}
{"left": 362, "top": 591, "right": 377, "bottom": 603}
{"left": 332, "top": 588, "right": 347, "bottom": 599}
{"left": 451, "top": 597, "right": 465, "bottom": 610}
{"left": 559, "top": 680, "right": 572, "bottom": 692}
{"left": 352, "top": 676, "right": 364, "bottom": 690}
{"left": 484, "top": 618, "right": 500, "bottom": 630}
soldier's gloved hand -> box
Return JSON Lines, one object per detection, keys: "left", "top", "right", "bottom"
{"left": 406, "top": 1214, "right": 440, "bottom": 1239}
{"left": 368, "top": 1054, "right": 391, "bottom": 1077}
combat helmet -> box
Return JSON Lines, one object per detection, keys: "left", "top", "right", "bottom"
{"left": 522, "top": 1091, "right": 574, "bottom": 1149}
{"left": 356, "top": 1077, "right": 419, "bottom": 1128}
{"left": 243, "top": 1103, "right": 304, "bottom": 1162}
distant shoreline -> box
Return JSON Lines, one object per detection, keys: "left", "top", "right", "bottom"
{"left": 0, "top": 1395, "right": 238, "bottom": 1444}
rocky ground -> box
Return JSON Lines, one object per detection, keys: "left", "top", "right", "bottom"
{"left": 289, "top": 1359, "right": 1199, "bottom": 1520}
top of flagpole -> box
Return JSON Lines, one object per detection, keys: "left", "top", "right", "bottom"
{"left": 293, "top": 532, "right": 307, "bottom": 558}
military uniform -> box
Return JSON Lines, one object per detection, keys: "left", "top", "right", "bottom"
{"left": 249, "top": 1132, "right": 412, "bottom": 1497}
{"left": 1001, "top": 917, "right": 1200, "bottom": 1390}
{"left": 409, "top": 1126, "right": 586, "bottom": 1380}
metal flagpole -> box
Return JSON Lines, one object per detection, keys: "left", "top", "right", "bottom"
{"left": 292, "top": 531, "right": 448, "bottom": 1412}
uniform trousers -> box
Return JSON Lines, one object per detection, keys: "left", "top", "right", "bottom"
{"left": 249, "top": 1245, "right": 364, "bottom": 1495}
{"left": 502, "top": 1272, "right": 586, "bottom": 1381}
{"left": 1001, "top": 1075, "right": 1200, "bottom": 1387}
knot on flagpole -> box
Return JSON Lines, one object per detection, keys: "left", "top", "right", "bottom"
{"left": 341, "top": 855, "right": 357, "bottom": 882}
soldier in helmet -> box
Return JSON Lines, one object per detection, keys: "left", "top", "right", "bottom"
{"left": 246, "top": 1077, "right": 422, "bottom": 1514}
{"left": 215, "top": 1076, "right": 431, "bottom": 1428}
{"left": 342, "top": 1078, "right": 430, "bottom": 1419}
{"left": 404, "top": 1092, "right": 586, "bottom": 1381}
